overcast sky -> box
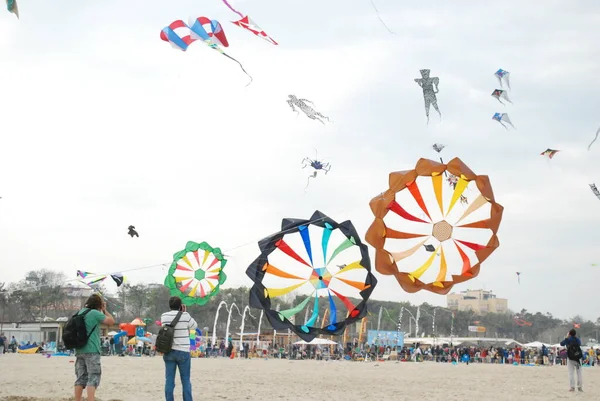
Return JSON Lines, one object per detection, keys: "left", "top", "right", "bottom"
{"left": 1, "top": 0, "right": 599, "bottom": 321}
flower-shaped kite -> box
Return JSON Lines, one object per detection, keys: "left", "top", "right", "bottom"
{"left": 246, "top": 211, "right": 377, "bottom": 342}
{"left": 365, "top": 158, "right": 503, "bottom": 295}
{"left": 164, "top": 241, "right": 227, "bottom": 306}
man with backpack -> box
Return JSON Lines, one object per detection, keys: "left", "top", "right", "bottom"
{"left": 158, "top": 296, "right": 198, "bottom": 401}
{"left": 63, "top": 293, "right": 115, "bottom": 401}
{"left": 560, "top": 329, "right": 583, "bottom": 392}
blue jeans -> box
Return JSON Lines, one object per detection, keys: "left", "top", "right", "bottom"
{"left": 163, "top": 350, "right": 192, "bottom": 401}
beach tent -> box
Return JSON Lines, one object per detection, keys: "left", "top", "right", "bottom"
{"left": 293, "top": 338, "right": 337, "bottom": 345}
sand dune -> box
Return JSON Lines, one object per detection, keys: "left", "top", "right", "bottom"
{"left": 1, "top": 354, "right": 598, "bottom": 400}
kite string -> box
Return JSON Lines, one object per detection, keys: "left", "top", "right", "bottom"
{"left": 221, "top": 52, "right": 253, "bottom": 87}
{"left": 221, "top": 0, "right": 244, "bottom": 19}
{"left": 588, "top": 127, "right": 600, "bottom": 150}
{"left": 369, "top": 0, "right": 395, "bottom": 34}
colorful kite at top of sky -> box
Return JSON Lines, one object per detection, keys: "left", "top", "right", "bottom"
{"left": 77, "top": 270, "right": 126, "bottom": 287}
{"left": 6, "top": 0, "right": 18, "bottom": 18}
{"left": 415, "top": 69, "right": 441, "bottom": 124}
{"left": 160, "top": 17, "right": 253, "bottom": 86}
{"left": 365, "top": 157, "right": 503, "bottom": 295}
{"left": 540, "top": 149, "right": 559, "bottom": 159}
{"left": 491, "top": 89, "right": 513, "bottom": 105}
{"left": 287, "top": 95, "right": 330, "bottom": 124}
{"left": 302, "top": 152, "right": 331, "bottom": 191}
{"left": 590, "top": 184, "right": 600, "bottom": 200}
{"left": 494, "top": 69, "right": 510, "bottom": 89}
{"left": 588, "top": 126, "right": 600, "bottom": 150}
{"left": 220, "top": 0, "right": 278, "bottom": 45}
{"left": 246, "top": 210, "right": 377, "bottom": 342}
{"left": 493, "top": 113, "right": 515, "bottom": 129}
{"left": 164, "top": 241, "right": 228, "bottom": 306}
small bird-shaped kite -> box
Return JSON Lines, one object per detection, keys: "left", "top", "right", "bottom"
{"left": 128, "top": 225, "right": 139, "bottom": 238}
{"left": 540, "top": 149, "right": 559, "bottom": 159}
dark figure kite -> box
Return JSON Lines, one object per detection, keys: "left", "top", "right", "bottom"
{"left": 287, "top": 95, "right": 330, "bottom": 124}
{"left": 590, "top": 184, "right": 600, "bottom": 200}
{"left": 128, "top": 225, "right": 139, "bottom": 238}
{"left": 302, "top": 151, "right": 331, "bottom": 190}
{"left": 415, "top": 69, "right": 441, "bottom": 123}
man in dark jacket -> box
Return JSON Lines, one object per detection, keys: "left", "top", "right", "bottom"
{"left": 560, "top": 329, "right": 583, "bottom": 392}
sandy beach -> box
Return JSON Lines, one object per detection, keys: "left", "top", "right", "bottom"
{"left": 0, "top": 354, "right": 598, "bottom": 401}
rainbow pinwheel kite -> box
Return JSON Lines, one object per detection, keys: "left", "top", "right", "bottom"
{"left": 246, "top": 211, "right": 377, "bottom": 342}
{"left": 164, "top": 241, "right": 227, "bottom": 306}
{"left": 365, "top": 158, "right": 503, "bottom": 295}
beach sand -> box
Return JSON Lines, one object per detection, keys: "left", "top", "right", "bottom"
{"left": 0, "top": 354, "right": 598, "bottom": 401}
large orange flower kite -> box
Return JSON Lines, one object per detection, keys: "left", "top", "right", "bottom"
{"left": 365, "top": 158, "right": 503, "bottom": 294}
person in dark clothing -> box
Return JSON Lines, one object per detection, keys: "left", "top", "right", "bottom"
{"left": 560, "top": 329, "right": 583, "bottom": 392}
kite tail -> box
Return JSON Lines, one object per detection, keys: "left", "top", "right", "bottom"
{"left": 369, "top": 0, "right": 395, "bottom": 34}
{"left": 222, "top": 52, "right": 253, "bottom": 87}
{"left": 588, "top": 128, "right": 600, "bottom": 151}
{"left": 304, "top": 175, "right": 313, "bottom": 192}
{"left": 222, "top": 0, "right": 244, "bottom": 19}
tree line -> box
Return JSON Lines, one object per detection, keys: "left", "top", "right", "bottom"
{"left": 1, "top": 269, "right": 598, "bottom": 344}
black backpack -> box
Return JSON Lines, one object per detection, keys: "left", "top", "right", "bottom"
{"left": 155, "top": 311, "right": 183, "bottom": 354}
{"left": 62, "top": 309, "right": 98, "bottom": 350}
{"left": 567, "top": 341, "right": 583, "bottom": 361}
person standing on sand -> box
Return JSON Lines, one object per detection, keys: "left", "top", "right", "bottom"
{"left": 74, "top": 294, "right": 115, "bottom": 401}
{"left": 560, "top": 329, "right": 583, "bottom": 392}
{"left": 161, "top": 296, "right": 198, "bottom": 401}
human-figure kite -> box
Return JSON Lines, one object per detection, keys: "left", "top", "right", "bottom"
{"left": 164, "top": 241, "right": 228, "bottom": 306}
{"left": 491, "top": 89, "right": 513, "bottom": 105}
{"left": 415, "top": 69, "right": 441, "bottom": 123}
{"left": 365, "top": 158, "right": 503, "bottom": 294}
{"left": 287, "top": 95, "right": 330, "bottom": 124}
{"left": 246, "top": 211, "right": 377, "bottom": 341}
{"left": 494, "top": 69, "right": 510, "bottom": 89}
{"left": 493, "top": 113, "right": 515, "bottom": 129}
{"left": 128, "top": 225, "right": 139, "bottom": 238}
{"left": 160, "top": 18, "right": 253, "bottom": 86}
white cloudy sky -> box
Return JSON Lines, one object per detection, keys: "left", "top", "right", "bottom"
{"left": 1, "top": 0, "right": 599, "bottom": 321}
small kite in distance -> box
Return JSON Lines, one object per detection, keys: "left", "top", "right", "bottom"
{"left": 491, "top": 89, "right": 513, "bottom": 105}
{"left": 493, "top": 113, "right": 515, "bottom": 129}
{"left": 423, "top": 244, "right": 435, "bottom": 252}
{"left": 6, "top": 0, "right": 18, "bottom": 18}
{"left": 590, "top": 184, "right": 600, "bottom": 200}
{"left": 415, "top": 69, "right": 441, "bottom": 124}
{"left": 128, "top": 225, "right": 139, "bottom": 238}
{"left": 588, "top": 127, "right": 600, "bottom": 150}
{"left": 432, "top": 143, "right": 445, "bottom": 153}
{"left": 302, "top": 153, "right": 331, "bottom": 190}
{"left": 540, "top": 149, "right": 559, "bottom": 159}
{"left": 287, "top": 95, "right": 330, "bottom": 124}
{"left": 516, "top": 272, "right": 521, "bottom": 284}
{"left": 494, "top": 69, "right": 510, "bottom": 89}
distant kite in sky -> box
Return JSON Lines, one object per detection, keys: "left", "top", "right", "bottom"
{"left": 590, "top": 184, "right": 600, "bottom": 200}
{"left": 77, "top": 270, "right": 126, "bottom": 288}
{"left": 287, "top": 95, "right": 330, "bottom": 124}
{"left": 302, "top": 152, "right": 331, "bottom": 190}
{"left": 221, "top": 0, "right": 278, "bottom": 45}
{"left": 540, "top": 149, "right": 559, "bottom": 159}
{"left": 415, "top": 69, "right": 441, "bottom": 123}
{"left": 494, "top": 69, "right": 510, "bottom": 89}
{"left": 516, "top": 272, "right": 521, "bottom": 284}
{"left": 588, "top": 127, "right": 600, "bottom": 150}
{"left": 491, "top": 90, "right": 513, "bottom": 105}
{"left": 160, "top": 17, "right": 253, "bottom": 86}
{"left": 128, "top": 225, "right": 139, "bottom": 238}
{"left": 432, "top": 143, "right": 445, "bottom": 154}
{"left": 369, "top": 0, "right": 395, "bottom": 34}
{"left": 493, "top": 113, "right": 515, "bottom": 129}
{"left": 6, "top": 0, "right": 18, "bottom": 18}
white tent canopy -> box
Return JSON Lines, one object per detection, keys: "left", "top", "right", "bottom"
{"left": 293, "top": 338, "right": 337, "bottom": 345}
{"left": 523, "top": 341, "right": 550, "bottom": 348}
